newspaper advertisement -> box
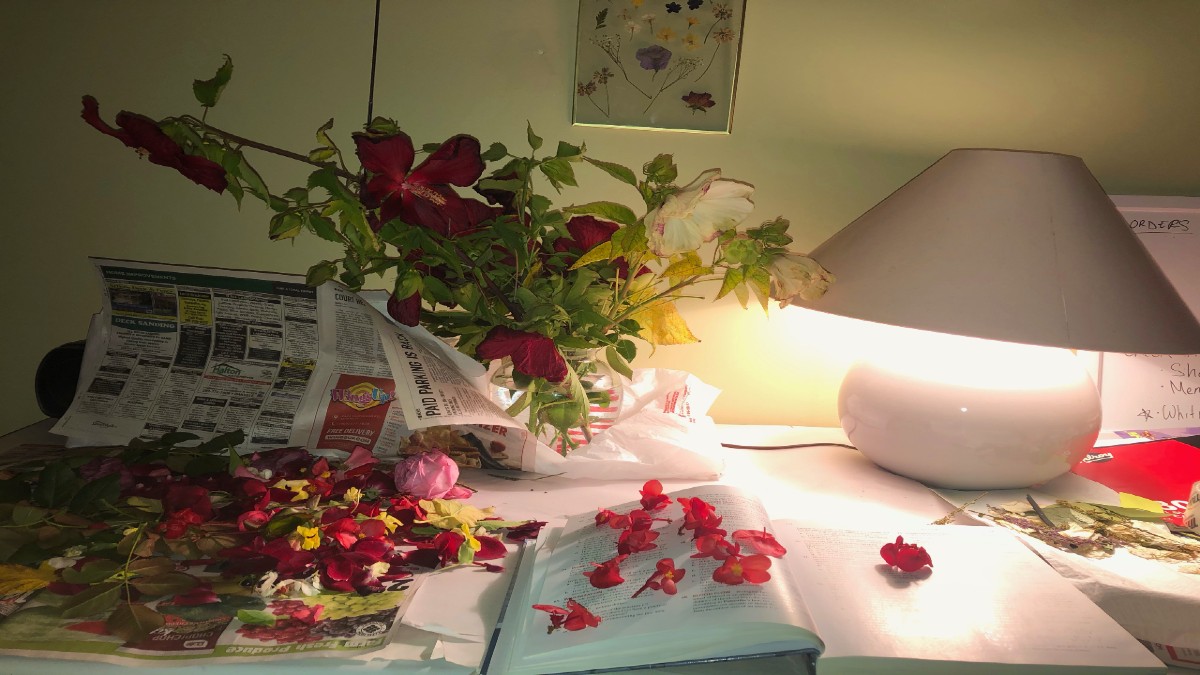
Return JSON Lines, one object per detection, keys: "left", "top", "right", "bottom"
{"left": 51, "top": 258, "right": 539, "bottom": 470}
{"left": 0, "top": 576, "right": 422, "bottom": 666}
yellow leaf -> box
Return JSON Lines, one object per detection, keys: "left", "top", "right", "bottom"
{"left": 0, "top": 562, "right": 57, "bottom": 594}
{"left": 570, "top": 241, "right": 614, "bottom": 269}
{"left": 661, "top": 252, "right": 709, "bottom": 282}
{"left": 631, "top": 301, "right": 699, "bottom": 345}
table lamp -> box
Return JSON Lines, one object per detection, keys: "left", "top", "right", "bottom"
{"left": 791, "top": 148, "right": 1200, "bottom": 489}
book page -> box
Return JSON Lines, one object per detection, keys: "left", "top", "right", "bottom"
{"left": 778, "top": 523, "right": 1163, "bottom": 671}
{"left": 510, "top": 485, "right": 821, "bottom": 672}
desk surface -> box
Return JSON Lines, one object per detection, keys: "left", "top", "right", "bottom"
{"left": 0, "top": 421, "right": 1180, "bottom": 674}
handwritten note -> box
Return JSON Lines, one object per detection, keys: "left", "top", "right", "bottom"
{"left": 1098, "top": 196, "right": 1200, "bottom": 437}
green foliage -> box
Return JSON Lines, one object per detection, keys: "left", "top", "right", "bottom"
{"left": 192, "top": 54, "right": 233, "bottom": 108}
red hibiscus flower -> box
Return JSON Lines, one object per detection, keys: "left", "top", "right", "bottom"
{"left": 595, "top": 508, "right": 629, "bottom": 529}
{"left": 732, "top": 529, "right": 788, "bottom": 558}
{"left": 387, "top": 291, "right": 421, "bottom": 327}
{"left": 532, "top": 598, "right": 601, "bottom": 633}
{"left": 81, "top": 96, "right": 227, "bottom": 193}
{"left": 639, "top": 480, "right": 671, "bottom": 512}
{"left": 475, "top": 326, "right": 568, "bottom": 383}
{"left": 712, "top": 554, "right": 772, "bottom": 585}
{"left": 583, "top": 553, "right": 628, "bottom": 589}
{"left": 880, "top": 535, "right": 933, "bottom": 572}
{"left": 354, "top": 130, "right": 495, "bottom": 237}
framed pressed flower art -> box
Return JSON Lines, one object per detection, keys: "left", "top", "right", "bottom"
{"left": 573, "top": 0, "right": 746, "bottom": 133}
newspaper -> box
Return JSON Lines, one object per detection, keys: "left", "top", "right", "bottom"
{"left": 51, "top": 258, "right": 539, "bottom": 470}
{"left": 0, "top": 576, "right": 424, "bottom": 666}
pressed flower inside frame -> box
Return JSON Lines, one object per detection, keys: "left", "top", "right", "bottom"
{"left": 573, "top": 0, "right": 748, "bottom": 132}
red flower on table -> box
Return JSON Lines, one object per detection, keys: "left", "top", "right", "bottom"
{"left": 354, "top": 130, "right": 496, "bottom": 237}
{"left": 880, "top": 535, "right": 933, "bottom": 572}
{"left": 632, "top": 558, "right": 687, "bottom": 598}
{"left": 504, "top": 520, "right": 548, "bottom": 542}
{"left": 617, "top": 527, "right": 660, "bottom": 555}
{"left": 732, "top": 528, "right": 787, "bottom": 558}
{"left": 690, "top": 533, "right": 739, "bottom": 560}
{"left": 712, "top": 554, "right": 772, "bottom": 585}
{"left": 583, "top": 553, "right": 628, "bottom": 589}
{"left": 677, "top": 496, "right": 723, "bottom": 536}
{"left": 532, "top": 598, "right": 601, "bottom": 633}
{"left": 476, "top": 326, "right": 568, "bottom": 383}
{"left": 639, "top": 479, "right": 671, "bottom": 512}
{"left": 81, "top": 96, "right": 228, "bottom": 193}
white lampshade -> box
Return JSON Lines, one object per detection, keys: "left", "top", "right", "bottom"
{"left": 792, "top": 149, "right": 1200, "bottom": 489}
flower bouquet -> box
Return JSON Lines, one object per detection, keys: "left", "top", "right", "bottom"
{"left": 82, "top": 56, "right": 832, "bottom": 452}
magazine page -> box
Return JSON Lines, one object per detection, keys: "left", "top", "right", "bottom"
{"left": 0, "top": 575, "right": 423, "bottom": 666}
{"left": 505, "top": 485, "right": 821, "bottom": 673}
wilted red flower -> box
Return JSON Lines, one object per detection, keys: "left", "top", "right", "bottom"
{"left": 880, "top": 535, "right": 933, "bottom": 572}
{"left": 354, "top": 130, "right": 494, "bottom": 236}
{"left": 712, "top": 554, "right": 772, "bottom": 585}
{"left": 677, "top": 496, "right": 722, "bottom": 536}
{"left": 476, "top": 326, "right": 568, "bottom": 383}
{"left": 386, "top": 291, "right": 421, "bottom": 327}
{"left": 691, "top": 533, "right": 739, "bottom": 560}
{"left": 583, "top": 553, "right": 628, "bottom": 589}
{"left": 637, "top": 480, "right": 669, "bottom": 512}
{"left": 617, "top": 527, "right": 660, "bottom": 555}
{"left": 81, "top": 96, "right": 227, "bottom": 193}
{"left": 632, "top": 557, "right": 687, "bottom": 598}
{"left": 505, "top": 520, "right": 548, "bottom": 542}
{"left": 595, "top": 508, "right": 629, "bottom": 529}
{"left": 732, "top": 529, "right": 787, "bottom": 558}
{"left": 532, "top": 598, "right": 601, "bottom": 633}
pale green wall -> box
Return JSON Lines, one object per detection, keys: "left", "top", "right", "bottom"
{"left": 3, "top": 1, "right": 1199, "bottom": 435}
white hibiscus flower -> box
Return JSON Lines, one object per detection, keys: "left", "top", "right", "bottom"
{"left": 767, "top": 252, "right": 834, "bottom": 306}
{"left": 645, "top": 169, "right": 754, "bottom": 256}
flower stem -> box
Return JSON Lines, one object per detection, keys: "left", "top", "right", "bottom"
{"left": 178, "top": 115, "right": 357, "bottom": 181}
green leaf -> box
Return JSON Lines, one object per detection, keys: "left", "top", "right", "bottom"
{"left": 394, "top": 269, "right": 422, "bottom": 299}
{"left": 643, "top": 154, "right": 677, "bottom": 184}
{"left": 284, "top": 187, "right": 310, "bottom": 203}
{"left": 605, "top": 345, "right": 634, "bottom": 380}
{"left": 127, "top": 557, "right": 175, "bottom": 577}
{"left": 539, "top": 158, "right": 577, "bottom": 190}
{"left": 308, "top": 147, "right": 336, "bottom": 162}
{"left": 130, "top": 571, "right": 198, "bottom": 598}
{"left": 595, "top": 7, "right": 608, "bottom": 29}
{"left": 526, "top": 122, "right": 543, "bottom": 151}
{"left": 60, "top": 582, "right": 121, "bottom": 619}
{"left": 555, "top": 141, "right": 583, "bottom": 160}
{"left": 481, "top": 142, "right": 508, "bottom": 162}
{"left": 477, "top": 178, "right": 523, "bottom": 193}
{"left": 32, "top": 462, "right": 78, "bottom": 509}
{"left": 422, "top": 275, "right": 452, "bottom": 304}
{"left": 61, "top": 559, "right": 120, "bottom": 585}
{"left": 616, "top": 339, "right": 637, "bottom": 362}
{"left": 584, "top": 157, "right": 638, "bottom": 187}
{"left": 264, "top": 513, "right": 306, "bottom": 538}
{"left": 570, "top": 241, "right": 613, "bottom": 269}
{"left": 717, "top": 267, "right": 745, "bottom": 301}
{"left": 562, "top": 202, "right": 637, "bottom": 227}
{"left": 107, "top": 603, "right": 165, "bottom": 644}
{"left": 69, "top": 473, "right": 122, "bottom": 516}
{"left": 269, "top": 212, "right": 304, "bottom": 240}
{"left": 305, "top": 212, "right": 342, "bottom": 244}
{"left": 159, "top": 431, "right": 200, "bottom": 445}
{"left": 194, "top": 428, "right": 246, "bottom": 453}
{"left": 192, "top": 54, "right": 233, "bottom": 108}
{"left": 746, "top": 266, "right": 772, "bottom": 311}
{"left": 306, "top": 261, "right": 339, "bottom": 287}
{"left": 237, "top": 609, "right": 278, "bottom": 627}
{"left": 10, "top": 504, "right": 47, "bottom": 527}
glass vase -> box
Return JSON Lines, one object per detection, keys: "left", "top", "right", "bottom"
{"left": 490, "top": 348, "right": 623, "bottom": 455}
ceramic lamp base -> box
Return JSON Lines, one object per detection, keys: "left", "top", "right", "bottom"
{"left": 838, "top": 332, "right": 1102, "bottom": 490}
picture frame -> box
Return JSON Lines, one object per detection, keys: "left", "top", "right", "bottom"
{"left": 572, "top": 0, "right": 746, "bottom": 133}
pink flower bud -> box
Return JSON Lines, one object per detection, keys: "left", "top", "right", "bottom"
{"left": 394, "top": 450, "right": 460, "bottom": 499}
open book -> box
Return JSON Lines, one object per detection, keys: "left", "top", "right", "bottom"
{"left": 483, "top": 485, "right": 1165, "bottom": 675}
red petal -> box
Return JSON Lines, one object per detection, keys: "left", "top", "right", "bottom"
{"left": 566, "top": 215, "right": 620, "bottom": 252}
{"left": 409, "top": 134, "right": 484, "bottom": 187}
{"left": 476, "top": 327, "right": 567, "bottom": 383}
{"left": 355, "top": 132, "right": 415, "bottom": 184}
{"left": 80, "top": 96, "right": 132, "bottom": 145}
{"left": 387, "top": 291, "right": 421, "bottom": 326}
{"left": 475, "top": 534, "right": 508, "bottom": 561}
